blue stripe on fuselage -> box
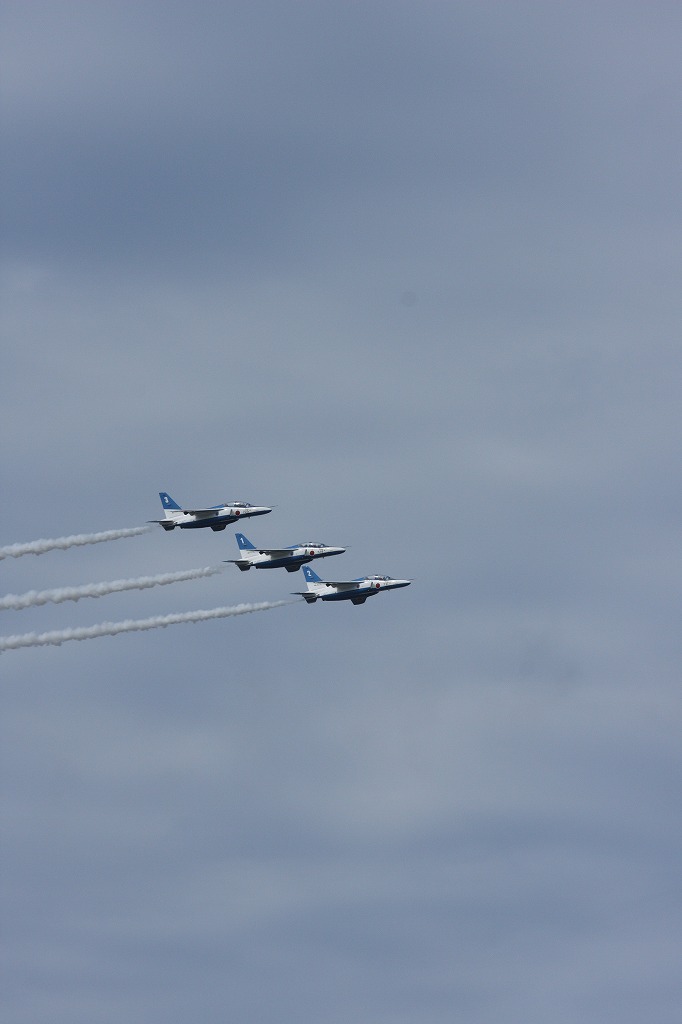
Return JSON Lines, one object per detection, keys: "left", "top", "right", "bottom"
{"left": 178, "top": 508, "right": 270, "bottom": 529}
{"left": 319, "top": 587, "right": 373, "bottom": 601}
{"left": 179, "top": 514, "right": 237, "bottom": 529}
{"left": 255, "top": 555, "right": 306, "bottom": 569}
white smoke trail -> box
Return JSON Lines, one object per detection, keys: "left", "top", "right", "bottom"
{"left": 0, "top": 566, "right": 220, "bottom": 611}
{"left": 0, "top": 600, "right": 297, "bottom": 651}
{"left": 0, "top": 526, "right": 151, "bottom": 560}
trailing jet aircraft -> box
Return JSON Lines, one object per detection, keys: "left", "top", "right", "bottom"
{"left": 226, "top": 533, "right": 346, "bottom": 572}
{"left": 150, "top": 492, "right": 272, "bottom": 532}
{"left": 293, "top": 565, "right": 412, "bottom": 605}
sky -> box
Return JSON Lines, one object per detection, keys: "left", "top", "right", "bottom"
{"left": 1, "top": 2, "right": 681, "bottom": 1021}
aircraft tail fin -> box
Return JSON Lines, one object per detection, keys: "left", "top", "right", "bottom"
{"left": 302, "top": 565, "right": 322, "bottom": 586}
{"left": 159, "top": 492, "right": 182, "bottom": 513}
{"left": 236, "top": 533, "right": 256, "bottom": 551}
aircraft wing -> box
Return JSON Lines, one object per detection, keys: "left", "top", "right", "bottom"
{"left": 254, "top": 547, "right": 297, "bottom": 557}
{"left": 324, "top": 581, "right": 362, "bottom": 590}
{"left": 183, "top": 507, "right": 228, "bottom": 517}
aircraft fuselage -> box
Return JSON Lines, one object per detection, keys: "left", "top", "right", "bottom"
{"left": 152, "top": 494, "right": 272, "bottom": 532}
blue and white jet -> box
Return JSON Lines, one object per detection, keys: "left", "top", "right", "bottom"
{"left": 293, "top": 565, "right": 412, "bottom": 605}
{"left": 150, "top": 492, "right": 272, "bottom": 532}
{"left": 226, "top": 533, "right": 346, "bottom": 572}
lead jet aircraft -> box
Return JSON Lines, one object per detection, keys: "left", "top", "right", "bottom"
{"left": 293, "top": 565, "right": 412, "bottom": 605}
{"left": 150, "top": 492, "right": 272, "bottom": 532}
{"left": 225, "top": 533, "right": 345, "bottom": 572}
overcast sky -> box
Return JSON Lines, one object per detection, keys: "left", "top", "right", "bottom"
{"left": 2, "top": 3, "right": 681, "bottom": 1022}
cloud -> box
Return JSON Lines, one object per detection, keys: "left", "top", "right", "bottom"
{"left": 2, "top": 3, "right": 682, "bottom": 1021}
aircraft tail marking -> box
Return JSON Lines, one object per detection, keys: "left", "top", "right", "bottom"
{"left": 236, "top": 533, "right": 256, "bottom": 551}
{"left": 159, "top": 492, "right": 182, "bottom": 511}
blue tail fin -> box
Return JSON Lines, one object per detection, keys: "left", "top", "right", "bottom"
{"left": 159, "top": 492, "right": 181, "bottom": 510}
{"left": 236, "top": 533, "right": 255, "bottom": 551}
{"left": 303, "top": 565, "right": 322, "bottom": 583}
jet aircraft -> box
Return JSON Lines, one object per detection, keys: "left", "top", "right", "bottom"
{"left": 150, "top": 492, "right": 272, "bottom": 531}
{"left": 225, "top": 533, "right": 345, "bottom": 572}
{"left": 225, "top": 532, "right": 346, "bottom": 573}
{"left": 293, "top": 565, "right": 412, "bottom": 605}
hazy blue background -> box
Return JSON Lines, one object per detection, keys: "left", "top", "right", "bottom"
{"left": 2, "top": 3, "right": 681, "bottom": 1021}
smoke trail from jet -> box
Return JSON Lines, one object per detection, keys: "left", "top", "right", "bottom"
{"left": 0, "top": 526, "right": 151, "bottom": 560}
{"left": 0, "top": 600, "right": 297, "bottom": 651}
{"left": 0, "top": 566, "right": 220, "bottom": 611}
